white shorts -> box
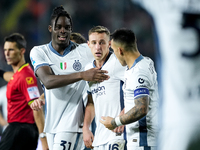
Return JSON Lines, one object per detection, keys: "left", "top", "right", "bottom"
{"left": 46, "top": 132, "right": 84, "bottom": 150}
{"left": 93, "top": 139, "right": 125, "bottom": 150}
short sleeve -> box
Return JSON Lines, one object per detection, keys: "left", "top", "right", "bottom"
{"left": 30, "top": 46, "right": 49, "bottom": 73}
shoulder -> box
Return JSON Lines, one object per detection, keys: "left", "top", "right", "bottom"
{"left": 30, "top": 44, "right": 49, "bottom": 54}
{"left": 19, "top": 64, "right": 35, "bottom": 78}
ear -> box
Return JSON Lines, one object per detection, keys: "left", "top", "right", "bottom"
{"left": 87, "top": 40, "right": 90, "bottom": 47}
{"left": 48, "top": 25, "right": 52, "bottom": 32}
{"left": 108, "top": 40, "right": 111, "bottom": 48}
{"left": 20, "top": 48, "right": 26, "bottom": 55}
{"left": 118, "top": 47, "right": 124, "bottom": 56}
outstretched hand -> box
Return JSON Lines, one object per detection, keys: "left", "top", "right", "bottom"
{"left": 82, "top": 68, "right": 109, "bottom": 82}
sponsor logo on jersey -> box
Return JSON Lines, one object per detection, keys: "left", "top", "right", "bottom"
{"left": 138, "top": 78, "right": 144, "bottom": 84}
{"left": 60, "top": 62, "right": 67, "bottom": 70}
{"left": 73, "top": 60, "right": 82, "bottom": 71}
{"left": 27, "top": 86, "right": 40, "bottom": 99}
{"left": 26, "top": 77, "right": 34, "bottom": 85}
{"left": 91, "top": 86, "right": 106, "bottom": 97}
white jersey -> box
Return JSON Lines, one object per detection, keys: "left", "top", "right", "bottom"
{"left": 132, "top": 0, "right": 200, "bottom": 129}
{"left": 131, "top": 1, "right": 200, "bottom": 149}
{"left": 123, "top": 55, "right": 158, "bottom": 147}
{"left": 30, "top": 41, "right": 94, "bottom": 133}
{"left": 132, "top": 0, "right": 200, "bottom": 128}
{"left": 85, "top": 52, "right": 126, "bottom": 146}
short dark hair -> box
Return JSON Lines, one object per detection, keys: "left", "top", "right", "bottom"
{"left": 88, "top": 26, "right": 110, "bottom": 37}
{"left": 4, "top": 33, "right": 26, "bottom": 49}
{"left": 111, "top": 28, "right": 137, "bottom": 51}
{"left": 70, "top": 33, "right": 86, "bottom": 44}
{"left": 50, "top": 6, "right": 73, "bottom": 30}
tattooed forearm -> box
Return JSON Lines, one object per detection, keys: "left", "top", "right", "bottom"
{"left": 120, "top": 96, "right": 149, "bottom": 125}
{"left": 111, "top": 119, "right": 117, "bottom": 128}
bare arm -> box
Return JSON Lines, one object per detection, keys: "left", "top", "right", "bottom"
{"left": 100, "top": 96, "right": 149, "bottom": 130}
{"left": 83, "top": 94, "right": 95, "bottom": 149}
{"left": 0, "top": 112, "right": 8, "bottom": 127}
{"left": 33, "top": 108, "right": 49, "bottom": 150}
{"left": 36, "top": 66, "right": 109, "bottom": 89}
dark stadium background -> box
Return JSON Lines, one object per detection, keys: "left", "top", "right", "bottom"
{"left": 0, "top": 0, "right": 156, "bottom": 87}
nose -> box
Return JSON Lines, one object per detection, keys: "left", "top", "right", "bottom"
{"left": 4, "top": 50, "right": 9, "bottom": 56}
{"left": 60, "top": 27, "right": 66, "bottom": 33}
{"left": 95, "top": 43, "right": 101, "bottom": 49}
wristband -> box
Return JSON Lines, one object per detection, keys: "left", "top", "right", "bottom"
{"left": 115, "top": 116, "right": 123, "bottom": 126}
{"left": 28, "top": 99, "right": 35, "bottom": 106}
{"left": 0, "top": 69, "right": 5, "bottom": 78}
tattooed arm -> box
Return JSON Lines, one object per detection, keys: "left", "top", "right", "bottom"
{"left": 100, "top": 96, "right": 149, "bottom": 130}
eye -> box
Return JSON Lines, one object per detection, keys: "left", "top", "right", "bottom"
{"left": 65, "top": 25, "right": 71, "bottom": 30}
{"left": 99, "top": 41, "right": 106, "bottom": 45}
{"left": 91, "top": 41, "right": 96, "bottom": 45}
{"left": 55, "top": 25, "right": 61, "bottom": 30}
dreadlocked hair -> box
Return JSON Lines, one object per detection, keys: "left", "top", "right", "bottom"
{"left": 51, "top": 6, "right": 73, "bottom": 30}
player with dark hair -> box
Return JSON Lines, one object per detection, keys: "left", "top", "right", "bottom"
{"left": 30, "top": 6, "right": 109, "bottom": 150}
{"left": 101, "top": 28, "right": 158, "bottom": 150}
{"left": 0, "top": 33, "right": 48, "bottom": 150}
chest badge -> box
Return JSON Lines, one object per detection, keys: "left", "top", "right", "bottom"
{"left": 73, "top": 60, "right": 82, "bottom": 71}
{"left": 60, "top": 62, "right": 67, "bottom": 70}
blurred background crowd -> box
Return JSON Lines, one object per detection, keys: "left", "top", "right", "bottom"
{"left": 0, "top": 0, "right": 155, "bottom": 88}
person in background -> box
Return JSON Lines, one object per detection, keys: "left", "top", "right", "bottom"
{"left": 131, "top": 0, "right": 200, "bottom": 149}
{"left": 100, "top": 28, "right": 158, "bottom": 150}
{"left": 0, "top": 33, "right": 48, "bottom": 150}
{"left": 29, "top": 6, "right": 109, "bottom": 150}
{"left": 70, "top": 32, "right": 86, "bottom": 44}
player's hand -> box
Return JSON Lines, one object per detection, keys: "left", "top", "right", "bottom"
{"left": 113, "top": 109, "right": 125, "bottom": 135}
{"left": 40, "top": 137, "right": 49, "bottom": 150}
{"left": 113, "top": 125, "right": 124, "bottom": 136}
{"left": 100, "top": 116, "right": 117, "bottom": 130}
{"left": 30, "top": 99, "right": 45, "bottom": 111}
{"left": 82, "top": 68, "right": 109, "bottom": 82}
{"left": 83, "top": 128, "right": 94, "bottom": 149}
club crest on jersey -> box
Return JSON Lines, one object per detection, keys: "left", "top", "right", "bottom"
{"left": 60, "top": 62, "right": 67, "bottom": 70}
{"left": 73, "top": 60, "right": 82, "bottom": 71}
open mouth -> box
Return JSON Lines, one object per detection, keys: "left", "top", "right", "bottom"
{"left": 58, "top": 36, "right": 67, "bottom": 41}
{"left": 95, "top": 52, "right": 102, "bottom": 57}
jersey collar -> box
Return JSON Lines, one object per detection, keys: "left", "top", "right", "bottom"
{"left": 48, "top": 41, "right": 73, "bottom": 56}
{"left": 129, "top": 54, "right": 144, "bottom": 70}
{"left": 92, "top": 51, "right": 113, "bottom": 69}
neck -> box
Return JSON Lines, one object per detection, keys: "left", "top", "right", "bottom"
{"left": 12, "top": 59, "right": 26, "bottom": 73}
{"left": 95, "top": 60, "right": 104, "bottom": 68}
{"left": 125, "top": 51, "right": 141, "bottom": 69}
{"left": 95, "top": 51, "right": 110, "bottom": 68}
{"left": 52, "top": 41, "right": 70, "bottom": 55}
